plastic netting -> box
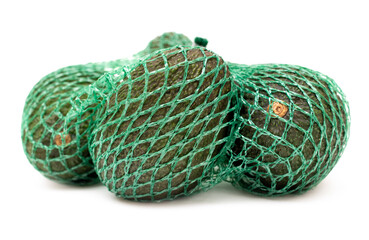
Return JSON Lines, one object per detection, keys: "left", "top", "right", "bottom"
{"left": 22, "top": 33, "right": 350, "bottom": 200}
{"left": 63, "top": 46, "right": 234, "bottom": 201}
{"left": 223, "top": 63, "right": 350, "bottom": 196}
{"left": 21, "top": 32, "right": 193, "bottom": 185}
{"left": 136, "top": 32, "right": 192, "bottom": 57}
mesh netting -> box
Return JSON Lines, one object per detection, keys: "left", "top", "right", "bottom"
{"left": 136, "top": 32, "right": 192, "bottom": 57}
{"left": 22, "top": 33, "right": 350, "bottom": 200}
{"left": 63, "top": 46, "right": 234, "bottom": 201}
{"left": 21, "top": 32, "right": 193, "bottom": 185}
{"left": 223, "top": 63, "right": 350, "bottom": 196}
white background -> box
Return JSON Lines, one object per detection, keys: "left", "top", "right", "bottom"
{"left": 1, "top": 0, "right": 368, "bottom": 239}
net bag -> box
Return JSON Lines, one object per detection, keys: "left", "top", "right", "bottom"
{"left": 64, "top": 46, "right": 234, "bottom": 201}
{"left": 21, "top": 32, "right": 193, "bottom": 185}
{"left": 22, "top": 33, "right": 351, "bottom": 200}
{"left": 223, "top": 63, "right": 350, "bottom": 196}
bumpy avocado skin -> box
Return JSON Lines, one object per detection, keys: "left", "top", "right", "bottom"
{"left": 21, "top": 65, "right": 104, "bottom": 185}
{"left": 21, "top": 32, "right": 193, "bottom": 185}
{"left": 227, "top": 63, "right": 349, "bottom": 196}
{"left": 90, "top": 46, "right": 232, "bottom": 201}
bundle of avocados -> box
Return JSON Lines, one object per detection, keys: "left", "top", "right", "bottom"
{"left": 21, "top": 32, "right": 350, "bottom": 201}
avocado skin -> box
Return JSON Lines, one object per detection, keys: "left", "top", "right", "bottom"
{"left": 22, "top": 32, "right": 193, "bottom": 185}
{"left": 21, "top": 65, "right": 104, "bottom": 185}
{"left": 90, "top": 46, "right": 232, "bottom": 201}
{"left": 227, "top": 63, "right": 349, "bottom": 196}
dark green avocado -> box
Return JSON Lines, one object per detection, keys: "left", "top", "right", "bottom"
{"left": 90, "top": 46, "right": 233, "bottom": 201}
{"left": 227, "top": 63, "right": 349, "bottom": 196}
{"left": 21, "top": 32, "right": 193, "bottom": 185}
{"left": 21, "top": 65, "right": 104, "bottom": 185}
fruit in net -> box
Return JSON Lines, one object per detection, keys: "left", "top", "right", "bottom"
{"left": 89, "top": 46, "right": 233, "bottom": 201}
{"left": 21, "top": 32, "right": 193, "bottom": 185}
{"left": 226, "top": 63, "right": 350, "bottom": 196}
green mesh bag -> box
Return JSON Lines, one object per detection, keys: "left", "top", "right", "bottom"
{"left": 22, "top": 32, "right": 350, "bottom": 200}
{"left": 223, "top": 63, "right": 350, "bottom": 196}
{"left": 63, "top": 46, "right": 234, "bottom": 201}
{"left": 21, "top": 32, "right": 193, "bottom": 185}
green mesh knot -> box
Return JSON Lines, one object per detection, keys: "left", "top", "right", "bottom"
{"left": 194, "top": 37, "right": 208, "bottom": 47}
{"left": 64, "top": 46, "right": 234, "bottom": 201}
{"left": 21, "top": 32, "right": 193, "bottom": 185}
{"left": 223, "top": 63, "right": 350, "bottom": 196}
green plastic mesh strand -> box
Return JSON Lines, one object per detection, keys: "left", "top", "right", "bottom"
{"left": 22, "top": 32, "right": 350, "bottom": 200}
{"left": 223, "top": 63, "right": 350, "bottom": 196}
{"left": 136, "top": 32, "right": 192, "bottom": 57}
{"left": 21, "top": 32, "right": 193, "bottom": 185}
{"left": 63, "top": 46, "right": 234, "bottom": 201}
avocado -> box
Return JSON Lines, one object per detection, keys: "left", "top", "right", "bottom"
{"left": 89, "top": 46, "right": 233, "bottom": 201}
{"left": 226, "top": 63, "right": 350, "bottom": 196}
{"left": 137, "top": 32, "right": 193, "bottom": 57}
{"left": 22, "top": 65, "right": 105, "bottom": 185}
{"left": 21, "top": 32, "right": 193, "bottom": 185}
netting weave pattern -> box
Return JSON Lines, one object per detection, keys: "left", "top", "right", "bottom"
{"left": 137, "top": 32, "right": 192, "bottom": 57}
{"left": 224, "top": 63, "right": 350, "bottom": 196}
{"left": 72, "top": 46, "right": 234, "bottom": 201}
{"left": 22, "top": 33, "right": 350, "bottom": 200}
{"left": 21, "top": 32, "right": 193, "bottom": 185}
{"left": 21, "top": 63, "right": 108, "bottom": 185}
